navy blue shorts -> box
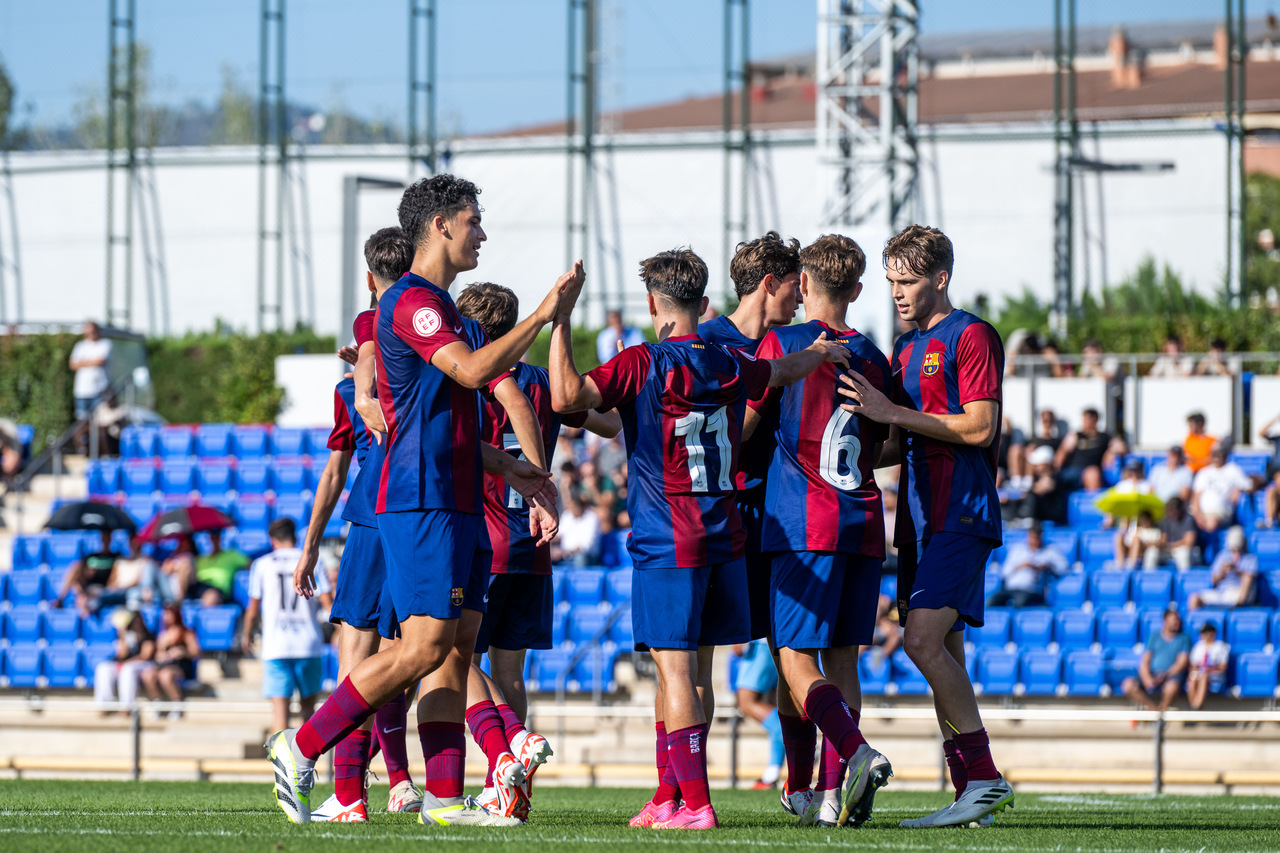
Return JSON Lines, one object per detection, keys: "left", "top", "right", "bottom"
{"left": 740, "top": 501, "right": 773, "bottom": 642}
{"left": 631, "top": 558, "right": 750, "bottom": 651}
{"left": 329, "top": 522, "right": 386, "bottom": 631}
{"left": 474, "top": 573, "right": 554, "bottom": 654}
{"left": 897, "top": 531, "right": 997, "bottom": 630}
{"left": 771, "top": 551, "right": 881, "bottom": 650}
{"left": 378, "top": 509, "right": 491, "bottom": 624}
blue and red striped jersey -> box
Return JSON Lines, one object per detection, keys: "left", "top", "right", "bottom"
{"left": 587, "top": 335, "right": 772, "bottom": 568}
{"left": 337, "top": 311, "right": 384, "bottom": 527}
{"left": 482, "top": 362, "right": 587, "bottom": 575}
{"left": 892, "top": 309, "right": 1004, "bottom": 545}
{"left": 697, "top": 315, "right": 773, "bottom": 507}
{"left": 374, "top": 273, "right": 484, "bottom": 515}
{"left": 750, "top": 321, "right": 891, "bottom": 555}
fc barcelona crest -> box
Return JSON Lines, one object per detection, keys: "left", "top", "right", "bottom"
{"left": 922, "top": 351, "right": 941, "bottom": 376}
{"left": 451, "top": 587, "right": 464, "bottom": 607}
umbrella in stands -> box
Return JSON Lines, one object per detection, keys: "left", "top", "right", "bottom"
{"left": 1095, "top": 487, "right": 1165, "bottom": 521}
{"left": 44, "top": 501, "right": 137, "bottom": 533}
{"left": 138, "top": 504, "right": 233, "bottom": 542}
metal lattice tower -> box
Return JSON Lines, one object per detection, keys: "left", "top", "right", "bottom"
{"left": 1051, "top": 0, "right": 1078, "bottom": 338}
{"left": 566, "top": 0, "right": 596, "bottom": 322}
{"left": 722, "top": 0, "right": 749, "bottom": 308}
{"left": 408, "top": 0, "right": 437, "bottom": 177}
{"left": 105, "top": 0, "right": 137, "bottom": 329}
{"left": 1225, "top": 0, "right": 1246, "bottom": 304}
{"left": 256, "top": 0, "right": 286, "bottom": 332}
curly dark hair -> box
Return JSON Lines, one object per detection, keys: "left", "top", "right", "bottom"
{"left": 639, "top": 248, "right": 708, "bottom": 310}
{"left": 397, "top": 174, "right": 482, "bottom": 250}
{"left": 729, "top": 231, "right": 801, "bottom": 298}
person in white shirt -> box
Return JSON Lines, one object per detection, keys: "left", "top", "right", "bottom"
{"left": 594, "top": 309, "right": 646, "bottom": 364}
{"left": 1147, "top": 334, "right": 1195, "bottom": 378}
{"left": 552, "top": 494, "right": 601, "bottom": 567}
{"left": 1189, "top": 526, "right": 1258, "bottom": 610}
{"left": 1186, "top": 623, "right": 1230, "bottom": 710}
{"left": 242, "top": 519, "right": 333, "bottom": 733}
{"left": 986, "top": 522, "right": 1069, "bottom": 608}
{"left": 1191, "top": 444, "right": 1254, "bottom": 532}
{"left": 69, "top": 321, "right": 112, "bottom": 420}
{"left": 1147, "top": 446, "right": 1193, "bottom": 504}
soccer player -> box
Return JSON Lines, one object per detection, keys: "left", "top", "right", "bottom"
{"left": 269, "top": 174, "right": 573, "bottom": 826}
{"left": 243, "top": 519, "right": 332, "bottom": 735}
{"left": 456, "top": 282, "right": 622, "bottom": 820}
{"left": 548, "top": 248, "right": 850, "bottom": 830}
{"left": 698, "top": 232, "right": 812, "bottom": 811}
{"left": 744, "top": 234, "right": 893, "bottom": 827}
{"left": 836, "top": 224, "right": 1013, "bottom": 828}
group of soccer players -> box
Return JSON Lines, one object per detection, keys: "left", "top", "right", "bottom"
{"left": 267, "top": 172, "right": 1014, "bottom": 831}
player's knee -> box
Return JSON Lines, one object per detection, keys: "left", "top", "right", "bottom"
{"left": 902, "top": 630, "right": 945, "bottom": 668}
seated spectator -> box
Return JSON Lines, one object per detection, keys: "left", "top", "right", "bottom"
{"left": 988, "top": 521, "right": 1068, "bottom": 607}
{"left": 1054, "top": 407, "right": 1119, "bottom": 491}
{"left": 1189, "top": 526, "right": 1257, "bottom": 609}
{"left": 728, "top": 639, "right": 784, "bottom": 789}
{"left": 594, "top": 433, "right": 627, "bottom": 481}
{"left": 868, "top": 594, "right": 902, "bottom": 661}
{"left": 1029, "top": 408, "right": 1063, "bottom": 453}
{"left": 1148, "top": 445, "right": 1194, "bottom": 504}
{"left": 1183, "top": 412, "right": 1214, "bottom": 473}
{"left": 140, "top": 604, "right": 201, "bottom": 720}
{"left": 552, "top": 494, "right": 601, "bottom": 567}
{"left": 158, "top": 536, "right": 199, "bottom": 600}
{"left": 1104, "top": 458, "right": 1152, "bottom": 529}
{"left": 1190, "top": 443, "right": 1253, "bottom": 532}
{"left": 998, "top": 416, "right": 1027, "bottom": 488}
{"left": 1115, "top": 510, "right": 1162, "bottom": 571}
{"left": 93, "top": 607, "right": 155, "bottom": 713}
{"left": 1040, "top": 339, "right": 1068, "bottom": 378}
{"left": 1185, "top": 623, "right": 1230, "bottom": 710}
{"left": 190, "top": 530, "right": 248, "bottom": 606}
{"left": 56, "top": 529, "right": 123, "bottom": 616}
{"left": 90, "top": 392, "right": 130, "bottom": 456}
{"left": 1195, "top": 338, "right": 1234, "bottom": 377}
{"left": 1004, "top": 445, "right": 1068, "bottom": 526}
{"left": 1149, "top": 334, "right": 1194, "bottom": 378}
{"left": 1122, "top": 607, "right": 1190, "bottom": 713}
{"left": 1155, "top": 497, "right": 1201, "bottom": 570}
{"left": 1077, "top": 338, "right": 1119, "bottom": 381}
{"left": 80, "top": 536, "right": 169, "bottom": 613}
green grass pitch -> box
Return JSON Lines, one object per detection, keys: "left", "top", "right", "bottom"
{"left": 1, "top": 780, "right": 1278, "bottom": 852}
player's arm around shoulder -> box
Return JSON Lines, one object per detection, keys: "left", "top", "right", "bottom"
{"left": 763, "top": 330, "right": 850, "bottom": 388}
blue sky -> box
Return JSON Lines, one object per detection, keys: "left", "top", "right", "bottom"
{"left": 0, "top": 0, "right": 1237, "bottom": 137}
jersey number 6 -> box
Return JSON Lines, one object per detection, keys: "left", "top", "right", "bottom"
{"left": 819, "top": 408, "right": 863, "bottom": 490}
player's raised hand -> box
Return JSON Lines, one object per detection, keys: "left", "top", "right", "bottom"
{"left": 838, "top": 369, "right": 894, "bottom": 422}
{"left": 807, "top": 331, "right": 851, "bottom": 369}
{"left": 292, "top": 547, "right": 319, "bottom": 599}
{"left": 536, "top": 260, "right": 585, "bottom": 323}
{"left": 338, "top": 345, "right": 359, "bottom": 365}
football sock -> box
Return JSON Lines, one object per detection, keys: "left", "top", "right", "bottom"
{"left": 943, "top": 738, "right": 966, "bottom": 799}
{"left": 666, "top": 724, "right": 711, "bottom": 811}
{"left": 496, "top": 704, "right": 527, "bottom": 743}
{"left": 762, "top": 709, "right": 785, "bottom": 771}
{"left": 954, "top": 727, "right": 999, "bottom": 783}
{"left": 815, "top": 736, "right": 845, "bottom": 792}
{"left": 333, "top": 728, "right": 372, "bottom": 807}
{"left": 418, "top": 721, "right": 466, "bottom": 800}
{"left": 294, "top": 677, "right": 373, "bottom": 760}
{"left": 375, "top": 692, "right": 412, "bottom": 788}
{"left": 803, "top": 683, "right": 867, "bottom": 762}
{"left": 465, "top": 701, "right": 511, "bottom": 785}
{"left": 778, "top": 713, "right": 816, "bottom": 791}
{"left": 652, "top": 721, "right": 681, "bottom": 805}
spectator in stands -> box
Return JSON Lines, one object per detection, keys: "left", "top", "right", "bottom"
{"left": 997, "top": 416, "right": 1027, "bottom": 488}
{"left": 90, "top": 392, "right": 129, "bottom": 456}
{"left": 868, "top": 594, "right": 902, "bottom": 661}
{"left": 94, "top": 607, "right": 155, "bottom": 713}
{"left": 1188, "top": 526, "right": 1257, "bottom": 610}
{"left": 1004, "top": 445, "right": 1068, "bottom": 526}
{"left": 83, "top": 536, "right": 169, "bottom": 612}
{"left": 1190, "top": 443, "right": 1253, "bottom": 532}
{"left": 158, "top": 536, "right": 199, "bottom": 600}
{"left": 1103, "top": 458, "right": 1153, "bottom": 530}
{"left": 1154, "top": 497, "right": 1201, "bottom": 570}
{"left": 1114, "top": 510, "right": 1161, "bottom": 570}
{"left": 987, "top": 521, "right": 1068, "bottom": 607}
{"left": 594, "top": 433, "right": 627, "bottom": 480}
{"left": 729, "top": 639, "right": 785, "bottom": 789}
{"left": 1077, "top": 338, "right": 1119, "bottom": 381}
{"left": 595, "top": 308, "right": 646, "bottom": 364}
{"left": 1148, "top": 445, "right": 1194, "bottom": 504}
{"left": 190, "top": 530, "right": 248, "bottom": 606}
{"left": 0, "top": 418, "right": 24, "bottom": 481}
{"left": 55, "top": 529, "right": 123, "bottom": 616}
{"left": 1029, "top": 408, "right": 1063, "bottom": 453}
{"left": 1040, "top": 339, "right": 1068, "bottom": 378}
{"left": 1149, "top": 334, "right": 1194, "bottom": 378}
{"left": 140, "top": 604, "right": 201, "bottom": 720}
{"left": 1185, "top": 623, "right": 1230, "bottom": 710}
{"left": 1054, "top": 407, "right": 1119, "bottom": 491}
{"left": 1122, "top": 607, "right": 1190, "bottom": 713}
{"left": 69, "top": 321, "right": 112, "bottom": 423}
{"left": 1183, "top": 412, "right": 1214, "bottom": 473}
{"left": 1195, "top": 338, "right": 1234, "bottom": 377}
{"left": 551, "top": 494, "right": 601, "bottom": 567}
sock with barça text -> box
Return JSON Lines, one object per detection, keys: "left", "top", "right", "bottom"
{"left": 666, "top": 724, "right": 711, "bottom": 811}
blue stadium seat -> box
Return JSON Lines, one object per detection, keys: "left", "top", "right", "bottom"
{"left": 1097, "top": 609, "right": 1139, "bottom": 651}
{"left": 5, "top": 573, "right": 49, "bottom": 609}
{"left": 1273, "top": 611, "right": 1280, "bottom": 652}
{"left": 1063, "top": 650, "right": 1106, "bottom": 696}
{"left": 80, "top": 643, "right": 116, "bottom": 680}
{"left": 121, "top": 460, "right": 158, "bottom": 495}
{"left": 1045, "top": 530, "right": 1079, "bottom": 563}
{"left": 1019, "top": 648, "right": 1063, "bottom": 695}
{"left": 3, "top": 644, "right": 42, "bottom": 687}
{"left": 236, "top": 529, "right": 271, "bottom": 557}
{"left": 1259, "top": 571, "right": 1280, "bottom": 608}
{"left": 194, "top": 423, "right": 234, "bottom": 457}
{"left": 305, "top": 427, "right": 332, "bottom": 458}
{"left": 879, "top": 573, "right": 897, "bottom": 602}
{"left": 4, "top": 606, "right": 43, "bottom": 644}
{"left": 1080, "top": 530, "right": 1116, "bottom": 570}
{"left": 1138, "top": 609, "right": 1167, "bottom": 645}
{"left": 123, "top": 495, "right": 159, "bottom": 526}
{"left": 551, "top": 610, "right": 569, "bottom": 646}
{"left": 975, "top": 648, "right": 1018, "bottom": 695}
{"left": 230, "top": 425, "right": 270, "bottom": 459}
{"left": 196, "top": 460, "right": 233, "bottom": 494}
{"left": 322, "top": 645, "right": 338, "bottom": 690}
{"left": 528, "top": 648, "right": 575, "bottom": 691}
{"left": 270, "top": 428, "right": 308, "bottom": 457}
{"left": 1054, "top": 609, "right": 1095, "bottom": 650}
{"left": 608, "top": 608, "right": 634, "bottom": 646}
{"left": 563, "top": 570, "right": 606, "bottom": 607}
{"left": 272, "top": 494, "right": 311, "bottom": 528}
{"left": 233, "top": 460, "right": 271, "bottom": 494}
{"left": 571, "top": 645, "right": 619, "bottom": 692}
{"left": 1089, "top": 570, "right": 1131, "bottom": 610}
{"left": 1252, "top": 531, "right": 1280, "bottom": 570}
{"left": 984, "top": 567, "right": 1001, "bottom": 599}
{"left": 1131, "top": 570, "right": 1174, "bottom": 611}
{"left": 610, "top": 531, "right": 633, "bottom": 567}
{"left": 139, "top": 605, "right": 163, "bottom": 635}
{"left": 890, "top": 648, "right": 929, "bottom": 695}
{"left": 1176, "top": 569, "right": 1213, "bottom": 605}
{"left": 1068, "top": 490, "right": 1106, "bottom": 528}
{"left": 1106, "top": 649, "right": 1143, "bottom": 689}
{"left": 12, "top": 536, "right": 47, "bottom": 570}
{"left": 158, "top": 426, "right": 195, "bottom": 458}
{"left": 195, "top": 605, "right": 240, "bottom": 652}
{"left": 232, "top": 569, "right": 252, "bottom": 609}
{"left": 86, "top": 458, "right": 122, "bottom": 497}
{"left": 82, "top": 614, "right": 117, "bottom": 645}
{"left": 233, "top": 499, "right": 271, "bottom": 531}
{"left": 44, "top": 644, "right": 81, "bottom": 688}
{"left": 1011, "top": 608, "right": 1054, "bottom": 648}
{"left": 1048, "top": 572, "right": 1087, "bottom": 609}
{"left": 158, "top": 459, "right": 197, "bottom": 494}
{"left": 41, "top": 609, "right": 80, "bottom": 645}
{"left": 604, "top": 569, "right": 632, "bottom": 604}
{"left": 47, "top": 533, "right": 86, "bottom": 569}
{"left": 969, "top": 608, "right": 1011, "bottom": 648}
{"left": 270, "top": 459, "right": 310, "bottom": 495}
{"left": 158, "top": 494, "right": 191, "bottom": 514}
{"left": 121, "top": 425, "right": 159, "bottom": 458}
{"left": 1226, "top": 609, "right": 1270, "bottom": 652}
{"left": 1187, "top": 608, "right": 1227, "bottom": 638}
{"left": 858, "top": 651, "right": 890, "bottom": 695}
{"left": 1231, "top": 452, "right": 1270, "bottom": 478}
{"left": 568, "top": 609, "right": 610, "bottom": 644}
{"left": 323, "top": 503, "right": 347, "bottom": 539}
{"left": 1232, "top": 650, "right": 1280, "bottom": 698}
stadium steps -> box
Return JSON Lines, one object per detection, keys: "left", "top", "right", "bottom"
{"left": 0, "top": 457, "right": 89, "bottom": 563}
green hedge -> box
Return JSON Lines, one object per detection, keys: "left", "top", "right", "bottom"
{"left": 0, "top": 332, "right": 77, "bottom": 455}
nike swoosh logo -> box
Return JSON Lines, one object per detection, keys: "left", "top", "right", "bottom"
{"left": 910, "top": 590, "right": 925, "bottom": 599}
{"left": 383, "top": 726, "right": 404, "bottom": 734}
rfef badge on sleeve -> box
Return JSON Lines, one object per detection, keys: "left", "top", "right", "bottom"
{"left": 922, "top": 351, "right": 941, "bottom": 377}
